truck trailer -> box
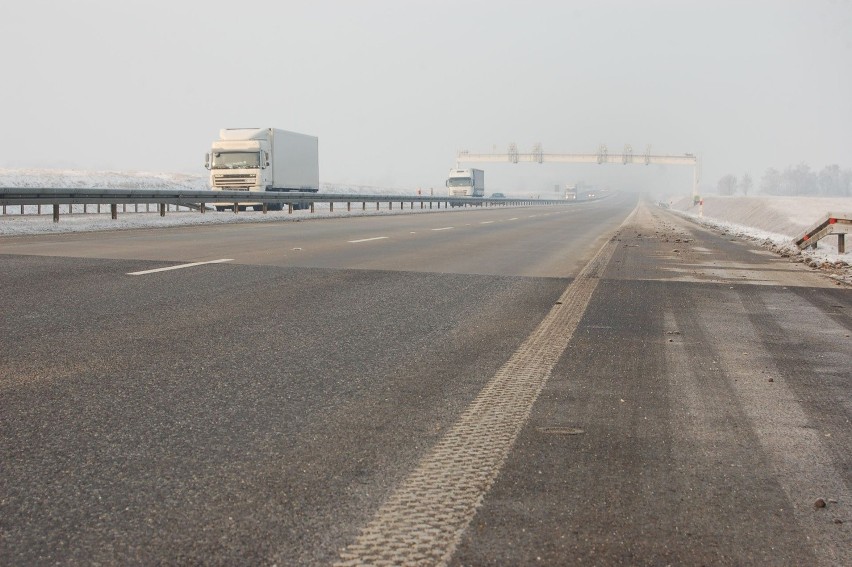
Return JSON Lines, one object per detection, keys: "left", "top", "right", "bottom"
{"left": 205, "top": 128, "right": 319, "bottom": 210}
{"left": 446, "top": 168, "right": 485, "bottom": 199}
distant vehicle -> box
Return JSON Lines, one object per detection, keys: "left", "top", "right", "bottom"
{"left": 490, "top": 192, "right": 506, "bottom": 198}
{"left": 446, "top": 168, "right": 485, "bottom": 198}
{"left": 205, "top": 128, "right": 319, "bottom": 211}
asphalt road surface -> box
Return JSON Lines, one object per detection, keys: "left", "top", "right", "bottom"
{"left": 1, "top": 195, "right": 849, "bottom": 565}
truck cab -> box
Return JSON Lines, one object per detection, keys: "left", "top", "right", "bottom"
{"left": 205, "top": 128, "right": 319, "bottom": 211}
{"left": 446, "top": 168, "right": 485, "bottom": 198}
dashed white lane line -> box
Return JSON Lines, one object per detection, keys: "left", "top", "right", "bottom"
{"left": 348, "top": 236, "right": 389, "bottom": 243}
{"left": 480, "top": 221, "right": 494, "bottom": 224}
{"left": 127, "top": 259, "right": 233, "bottom": 276}
{"left": 431, "top": 227, "right": 454, "bottom": 231}
{"left": 508, "top": 217, "right": 519, "bottom": 221}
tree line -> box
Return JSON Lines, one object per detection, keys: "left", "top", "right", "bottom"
{"left": 716, "top": 164, "right": 852, "bottom": 197}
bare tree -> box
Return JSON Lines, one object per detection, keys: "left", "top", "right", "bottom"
{"left": 739, "top": 173, "right": 753, "bottom": 196}
{"left": 781, "top": 163, "right": 818, "bottom": 195}
{"left": 818, "top": 164, "right": 842, "bottom": 196}
{"left": 842, "top": 169, "right": 852, "bottom": 197}
{"left": 717, "top": 174, "right": 737, "bottom": 196}
{"left": 761, "top": 168, "right": 782, "bottom": 194}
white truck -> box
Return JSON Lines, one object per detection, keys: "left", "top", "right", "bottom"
{"left": 565, "top": 184, "right": 577, "bottom": 200}
{"left": 204, "top": 128, "right": 319, "bottom": 210}
{"left": 446, "top": 168, "right": 485, "bottom": 198}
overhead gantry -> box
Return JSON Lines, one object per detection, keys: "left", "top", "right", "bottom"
{"left": 456, "top": 144, "right": 701, "bottom": 196}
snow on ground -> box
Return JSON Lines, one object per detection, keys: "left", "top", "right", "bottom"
{"left": 0, "top": 169, "right": 444, "bottom": 236}
{"left": 669, "top": 195, "right": 852, "bottom": 285}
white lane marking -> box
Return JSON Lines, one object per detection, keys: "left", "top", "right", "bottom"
{"left": 432, "top": 227, "right": 454, "bottom": 231}
{"left": 127, "top": 259, "right": 233, "bottom": 276}
{"left": 336, "top": 205, "right": 638, "bottom": 567}
{"left": 480, "top": 221, "right": 494, "bottom": 224}
{"left": 348, "top": 236, "right": 389, "bottom": 243}
{"left": 508, "top": 217, "right": 519, "bottom": 220}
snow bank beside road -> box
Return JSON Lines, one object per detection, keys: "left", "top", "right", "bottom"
{"left": 669, "top": 195, "right": 852, "bottom": 284}
{"left": 671, "top": 195, "right": 852, "bottom": 238}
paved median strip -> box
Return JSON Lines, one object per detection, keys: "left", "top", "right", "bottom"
{"left": 336, "top": 206, "right": 636, "bottom": 567}
{"left": 127, "top": 259, "right": 233, "bottom": 276}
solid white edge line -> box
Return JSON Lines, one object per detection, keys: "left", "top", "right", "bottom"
{"left": 432, "top": 227, "right": 454, "bottom": 231}
{"left": 127, "top": 259, "right": 234, "bottom": 276}
{"left": 348, "top": 236, "right": 389, "bottom": 243}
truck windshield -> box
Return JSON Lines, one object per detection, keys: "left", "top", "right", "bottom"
{"left": 447, "top": 178, "right": 472, "bottom": 187}
{"left": 211, "top": 152, "right": 260, "bottom": 169}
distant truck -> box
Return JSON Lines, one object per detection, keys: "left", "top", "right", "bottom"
{"left": 205, "top": 128, "right": 319, "bottom": 210}
{"left": 446, "top": 168, "right": 485, "bottom": 198}
{"left": 565, "top": 184, "right": 577, "bottom": 200}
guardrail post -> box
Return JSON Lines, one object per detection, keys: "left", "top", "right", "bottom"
{"left": 53, "top": 204, "right": 59, "bottom": 223}
{"left": 111, "top": 204, "right": 117, "bottom": 220}
{"left": 362, "top": 202, "right": 366, "bottom": 210}
{"left": 200, "top": 203, "right": 206, "bottom": 214}
{"left": 330, "top": 202, "right": 334, "bottom": 212}
{"left": 839, "top": 234, "right": 846, "bottom": 254}
{"left": 310, "top": 203, "right": 315, "bottom": 213}
{"left": 347, "top": 202, "right": 351, "bottom": 211}
{"left": 376, "top": 202, "right": 380, "bottom": 210}
{"left": 262, "top": 203, "right": 268, "bottom": 214}
{"left": 233, "top": 202, "right": 239, "bottom": 214}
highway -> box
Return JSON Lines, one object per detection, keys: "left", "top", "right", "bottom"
{"left": 1, "top": 194, "right": 849, "bottom": 565}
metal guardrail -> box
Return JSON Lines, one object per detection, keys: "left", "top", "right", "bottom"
{"left": 0, "top": 188, "right": 573, "bottom": 223}
{"left": 794, "top": 212, "right": 851, "bottom": 253}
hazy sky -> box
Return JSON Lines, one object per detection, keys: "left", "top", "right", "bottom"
{"left": 2, "top": 0, "right": 850, "bottom": 195}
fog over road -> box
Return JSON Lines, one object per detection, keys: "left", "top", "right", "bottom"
{"left": 1, "top": 196, "right": 849, "bottom": 565}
